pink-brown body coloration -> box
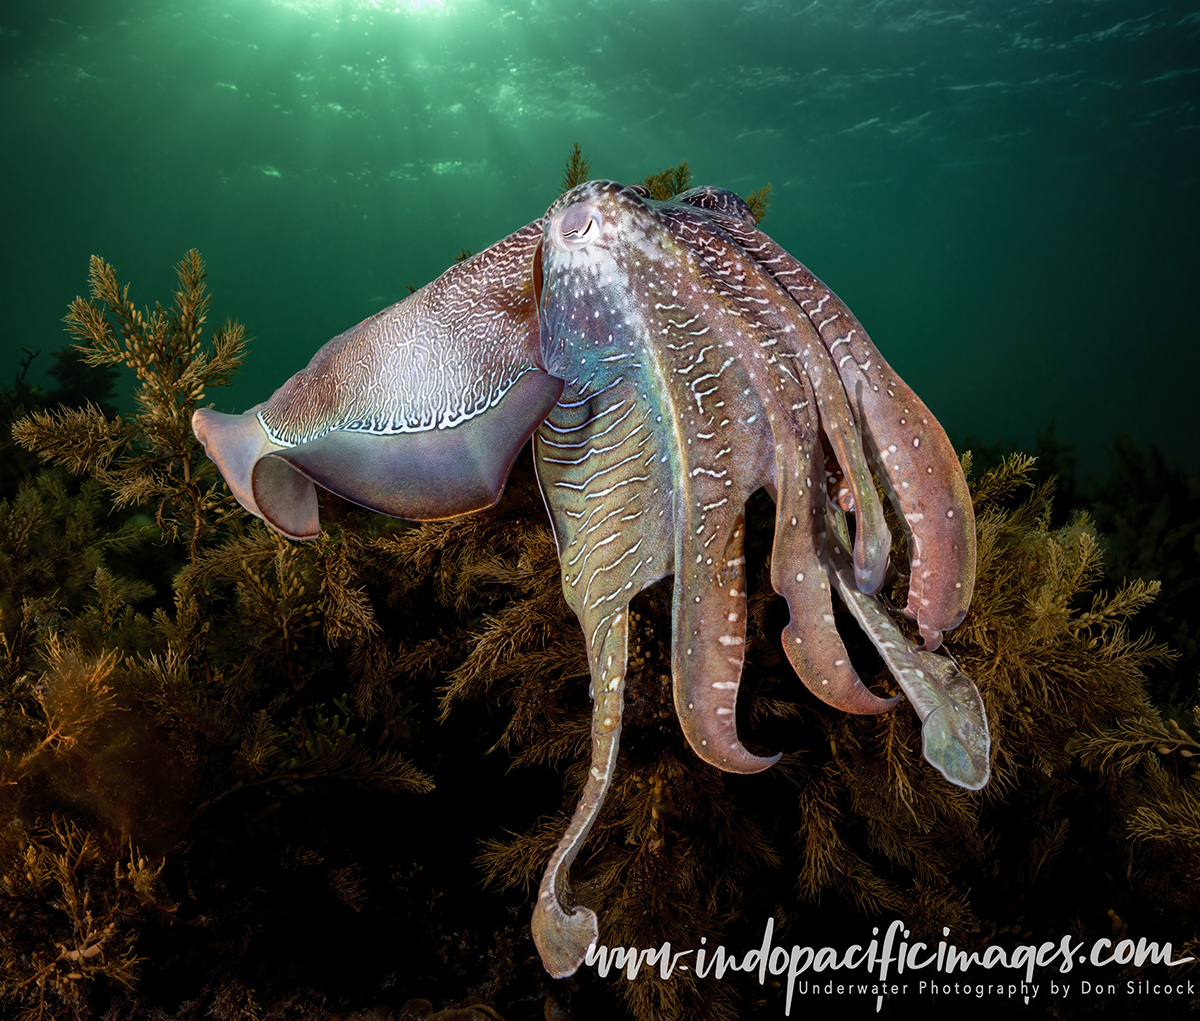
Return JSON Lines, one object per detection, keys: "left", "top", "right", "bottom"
{"left": 192, "top": 181, "right": 983, "bottom": 980}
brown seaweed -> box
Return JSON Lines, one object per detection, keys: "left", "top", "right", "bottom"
{"left": 0, "top": 152, "right": 1195, "bottom": 1021}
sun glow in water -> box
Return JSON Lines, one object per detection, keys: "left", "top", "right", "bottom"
{"left": 273, "top": 0, "right": 452, "bottom": 16}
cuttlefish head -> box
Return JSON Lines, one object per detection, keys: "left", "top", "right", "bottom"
{"left": 192, "top": 222, "right": 565, "bottom": 538}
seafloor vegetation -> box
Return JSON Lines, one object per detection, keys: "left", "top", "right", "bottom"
{"left": 2, "top": 155, "right": 1198, "bottom": 1021}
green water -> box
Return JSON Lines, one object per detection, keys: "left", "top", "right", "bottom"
{"left": 3, "top": 0, "right": 1197, "bottom": 472}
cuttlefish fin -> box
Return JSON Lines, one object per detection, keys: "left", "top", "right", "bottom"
{"left": 193, "top": 407, "right": 319, "bottom": 540}
{"left": 531, "top": 607, "right": 627, "bottom": 978}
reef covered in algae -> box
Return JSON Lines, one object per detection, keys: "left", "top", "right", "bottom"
{"left": 2, "top": 157, "right": 1199, "bottom": 1021}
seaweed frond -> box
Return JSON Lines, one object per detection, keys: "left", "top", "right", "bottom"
{"left": 745, "top": 182, "right": 772, "bottom": 223}
{"left": 0, "top": 817, "right": 159, "bottom": 1021}
{"left": 12, "top": 250, "right": 247, "bottom": 557}
{"left": 638, "top": 161, "right": 692, "bottom": 200}
{"left": 560, "top": 142, "right": 592, "bottom": 193}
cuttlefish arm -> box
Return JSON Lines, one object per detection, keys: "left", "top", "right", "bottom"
{"left": 538, "top": 185, "right": 790, "bottom": 774}
{"left": 548, "top": 182, "right": 900, "bottom": 730}
{"left": 647, "top": 199, "right": 896, "bottom": 715}
{"left": 661, "top": 195, "right": 892, "bottom": 596}
{"left": 531, "top": 606, "right": 626, "bottom": 978}
{"left": 697, "top": 210, "right": 975, "bottom": 649}
{"left": 192, "top": 221, "right": 564, "bottom": 537}
{"left": 824, "top": 506, "right": 989, "bottom": 790}
{"left": 530, "top": 182, "right": 787, "bottom": 979}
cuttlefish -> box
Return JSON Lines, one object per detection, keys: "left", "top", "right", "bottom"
{"left": 193, "top": 180, "right": 988, "bottom": 979}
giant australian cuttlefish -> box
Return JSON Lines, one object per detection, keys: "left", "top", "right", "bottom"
{"left": 192, "top": 180, "right": 990, "bottom": 978}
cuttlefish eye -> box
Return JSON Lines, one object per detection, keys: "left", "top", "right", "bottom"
{"left": 554, "top": 203, "right": 603, "bottom": 250}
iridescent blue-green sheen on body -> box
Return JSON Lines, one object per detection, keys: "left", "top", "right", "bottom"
{"left": 192, "top": 179, "right": 983, "bottom": 981}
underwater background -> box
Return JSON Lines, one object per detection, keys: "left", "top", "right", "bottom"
{"left": 3, "top": 0, "right": 1199, "bottom": 473}
{"left": 3, "top": 3, "right": 1200, "bottom": 1021}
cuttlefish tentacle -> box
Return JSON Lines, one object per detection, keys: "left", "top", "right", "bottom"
{"left": 701, "top": 213, "right": 975, "bottom": 649}
{"left": 530, "top": 379, "right": 666, "bottom": 977}
{"left": 673, "top": 185, "right": 759, "bottom": 225}
{"left": 532, "top": 293, "right": 676, "bottom": 979}
{"left": 531, "top": 608, "right": 627, "bottom": 978}
{"left": 664, "top": 198, "right": 891, "bottom": 596}
{"left": 823, "top": 507, "right": 989, "bottom": 789}
{"left": 767, "top": 433, "right": 901, "bottom": 715}
{"left": 651, "top": 248, "right": 781, "bottom": 770}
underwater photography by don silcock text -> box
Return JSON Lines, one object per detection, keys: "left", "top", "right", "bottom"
{"left": 2, "top": 2, "right": 1198, "bottom": 1021}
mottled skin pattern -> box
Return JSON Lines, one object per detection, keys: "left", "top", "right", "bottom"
{"left": 686, "top": 206, "right": 976, "bottom": 649}
{"left": 528, "top": 182, "right": 977, "bottom": 974}
{"left": 193, "top": 224, "right": 562, "bottom": 539}
{"left": 191, "top": 180, "right": 981, "bottom": 981}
